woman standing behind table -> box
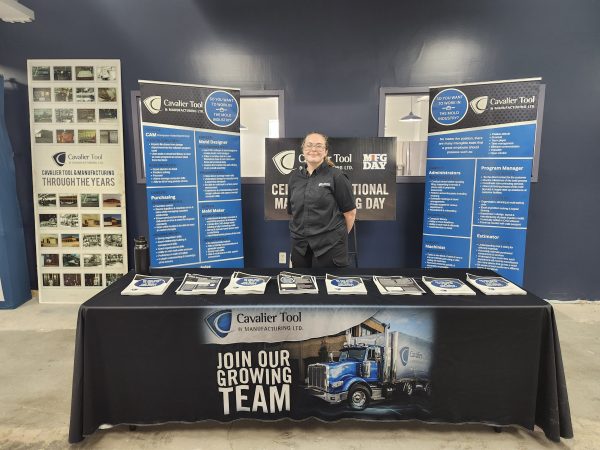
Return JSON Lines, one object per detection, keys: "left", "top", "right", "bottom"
{"left": 286, "top": 132, "right": 357, "bottom": 268}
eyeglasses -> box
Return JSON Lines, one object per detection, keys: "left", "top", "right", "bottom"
{"left": 304, "top": 143, "right": 325, "bottom": 150}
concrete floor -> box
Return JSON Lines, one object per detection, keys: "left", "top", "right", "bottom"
{"left": 0, "top": 300, "right": 598, "bottom": 449}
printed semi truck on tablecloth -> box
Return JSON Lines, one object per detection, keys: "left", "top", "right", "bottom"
{"left": 306, "top": 328, "right": 432, "bottom": 410}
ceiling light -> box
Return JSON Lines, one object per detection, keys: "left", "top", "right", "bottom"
{"left": 0, "top": 0, "right": 34, "bottom": 23}
{"left": 400, "top": 96, "right": 423, "bottom": 122}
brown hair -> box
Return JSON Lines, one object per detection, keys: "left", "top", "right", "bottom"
{"left": 302, "top": 131, "right": 335, "bottom": 167}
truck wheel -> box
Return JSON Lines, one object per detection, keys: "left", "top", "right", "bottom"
{"left": 348, "top": 385, "right": 370, "bottom": 410}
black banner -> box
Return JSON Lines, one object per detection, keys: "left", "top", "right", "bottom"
{"left": 265, "top": 138, "right": 396, "bottom": 220}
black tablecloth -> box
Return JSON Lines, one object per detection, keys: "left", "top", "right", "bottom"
{"left": 69, "top": 268, "right": 572, "bottom": 443}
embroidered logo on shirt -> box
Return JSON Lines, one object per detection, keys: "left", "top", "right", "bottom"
{"left": 318, "top": 182, "right": 331, "bottom": 187}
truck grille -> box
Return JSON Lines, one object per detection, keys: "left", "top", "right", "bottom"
{"left": 308, "top": 365, "right": 326, "bottom": 390}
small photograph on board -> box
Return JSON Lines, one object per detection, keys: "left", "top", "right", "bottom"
{"left": 85, "top": 273, "right": 103, "bottom": 287}
{"left": 102, "top": 194, "right": 121, "bottom": 208}
{"left": 98, "top": 87, "right": 117, "bottom": 102}
{"left": 40, "top": 234, "right": 59, "bottom": 248}
{"left": 104, "top": 234, "right": 122, "bottom": 247}
{"left": 103, "top": 214, "right": 122, "bottom": 227}
{"left": 55, "top": 108, "right": 74, "bottom": 123}
{"left": 80, "top": 194, "right": 99, "bottom": 208}
{"left": 76, "top": 87, "right": 95, "bottom": 102}
{"left": 98, "top": 108, "right": 118, "bottom": 122}
{"left": 56, "top": 129, "right": 75, "bottom": 144}
{"left": 82, "top": 214, "right": 101, "bottom": 227}
{"left": 38, "top": 194, "right": 57, "bottom": 207}
{"left": 75, "top": 66, "right": 94, "bottom": 81}
{"left": 32, "top": 66, "right": 51, "bottom": 81}
{"left": 96, "top": 66, "right": 117, "bottom": 81}
{"left": 41, "top": 254, "right": 59, "bottom": 267}
{"left": 61, "top": 233, "right": 80, "bottom": 247}
{"left": 77, "top": 108, "right": 96, "bottom": 123}
{"left": 83, "top": 254, "right": 102, "bottom": 267}
{"left": 53, "top": 66, "right": 72, "bottom": 81}
{"left": 78, "top": 130, "right": 97, "bottom": 144}
{"left": 82, "top": 234, "right": 101, "bottom": 247}
{"left": 42, "top": 273, "right": 61, "bottom": 287}
{"left": 39, "top": 214, "right": 57, "bottom": 228}
{"left": 64, "top": 273, "right": 82, "bottom": 287}
{"left": 54, "top": 87, "right": 73, "bottom": 102}
{"left": 59, "top": 194, "right": 78, "bottom": 207}
{"left": 62, "top": 253, "right": 80, "bottom": 267}
{"left": 33, "top": 108, "right": 53, "bottom": 123}
{"left": 33, "top": 88, "right": 52, "bottom": 102}
{"left": 60, "top": 213, "right": 79, "bottom": 228}
{"left": 34, "top": 129, "right": 53, "bottom": 144}
{"left": 105, "top": 253, "right": 124, "bottom": 268}
{"left": 106, "top": 273, "right": 123, "bottom": 286}
{"left": 99, "top": 130, "right": 118, "bottom": 144}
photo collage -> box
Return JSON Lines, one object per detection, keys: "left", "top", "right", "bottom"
{"left": 31, "top": 64, "right": 120, "bottom": 145}
{"left": 37, "top": 192, "right": 125, "bottom": 287}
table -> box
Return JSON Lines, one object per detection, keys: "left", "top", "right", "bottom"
{"left": 68, "top": 268, "right": 572, "bottom": 443}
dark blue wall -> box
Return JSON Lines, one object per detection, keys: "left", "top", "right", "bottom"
{"left": 1, "top": 0, "right": 599, "bottom": 299}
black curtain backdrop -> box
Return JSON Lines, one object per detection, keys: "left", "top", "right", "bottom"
{"left": 0, "top": 0, "right": 598, "bottom": 299}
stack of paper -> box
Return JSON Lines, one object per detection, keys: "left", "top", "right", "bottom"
{"left": 325, "top": 274, "right": 367, "bottom": 295}
{"left": 175, "top": 273, "right": 223, "bottom": 295}
{"left": 373, "top": 276, "right": 425, "bottom": 295}
{"left": 121, "top": 274, "right": 174, "bottom": 296}
{"left": 224, "top": 272, "right": 271, "bottom": 295}
{"left": 277, "top": 271, "right": 318, "bottom": 294}
{"left": 466, "top": 273, "right": 527, "bottom": 295}
{"left": 422, "top": 276, "right": 476, "bottom": 295}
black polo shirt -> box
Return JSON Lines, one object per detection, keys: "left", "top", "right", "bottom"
{"left": 287, "top": 161, "right": 356, "bottom": 257}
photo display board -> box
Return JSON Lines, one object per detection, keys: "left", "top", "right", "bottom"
{"left": 27, "top": 60, "right": 128, "bottom": 303}
{"left": 265, "top": 138, "right": 396, "bottom": 220}
{"left": 421, "top": 79, "right": 541, "bottom": 284}
{"left": 139, "top": 81, "right": 244, "bottom": 268}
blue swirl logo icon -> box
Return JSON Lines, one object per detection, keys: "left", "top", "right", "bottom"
{"left": 205, "top": 309, "right": 233, "bottom": 338}
{"left": 331, "top": 279, "right": 360, "bottom": 288}
{"left": 476, "top": 278, "right": 509, "bottom": 288}
{"left": 236, "top": 277, "right": 263, "bottom": 287}
{"left": 400, "top": 346, "right": 410, "bottom": 366}
{"left": 134, "top": 277, "right": 166, "bottom": 288}
{"left": 431, "top": 279, "right": 462, "bottom": 289}
{"left": 431, "top": 88, "right": 468, "bottom": 126}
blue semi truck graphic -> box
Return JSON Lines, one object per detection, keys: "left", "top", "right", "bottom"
{"left": 306, "top": 329, "right": 432, "bottom": 410}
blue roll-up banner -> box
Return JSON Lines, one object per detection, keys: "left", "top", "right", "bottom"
{"left": 0, "top": 76, "right": 31, "bottom": 308}
{"left": 139, "top": 81, "right": 244, "bottom": 269}
{"left": 422, "top": 79, "right": 541, "bottom": 285}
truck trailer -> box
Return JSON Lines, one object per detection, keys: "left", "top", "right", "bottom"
{"left": 306, "top": 329, "right": 432, "bottom": 410}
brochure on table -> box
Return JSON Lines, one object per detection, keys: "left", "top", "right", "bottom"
{"left": 139, "top": 81, "right": 244, "bottom": 269}
{"left": 421, "top": 78, "right": 541, "bottom": 285}
{"left": 422, "top": 276, "right": 476, "bottom": 296}
{"left": 27, "top": 60, "right": 128, "bottom": 303}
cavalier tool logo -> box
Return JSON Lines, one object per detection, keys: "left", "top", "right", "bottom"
{"left": 400, "top": 346, "right": 410, "bottom": 366}
{"left": 470, "top": 96, "right": 489, "bottom": 114}
{"left": 272, "top": 150, "right": 296, "bottom": 175}
{"left": 52, "top": 152, "right": 66, "bottom": 167}
{"left": 143, "top": 96, "right": 162, "bottom": 114}
{"left": 206, "top": 309, "right": 233, "bottom": 338}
